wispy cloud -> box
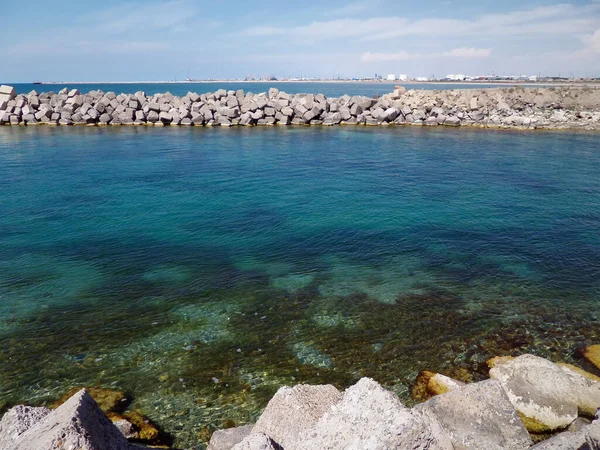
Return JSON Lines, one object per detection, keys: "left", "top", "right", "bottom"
{"left": 443, "top": 48, "right": 491, "bottom": 58}
{"left": 238, "top": 3, "right": 600, "bottom": 41}
{"left": 583, "top": 28, "right": 600, "bottom": 52}
{"left": 362, "top": 47, "right": 491, "bottom": 62}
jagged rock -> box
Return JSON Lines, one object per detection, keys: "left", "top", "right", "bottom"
{"left": 6, "top": 389, "right": 130, "bottom": 450}
{"left": 489, "top": 354, "right": 580, "bottom": 432}
{"left": 232, "top": 432, "right": 278, "bottom": 450}
{"left": 207, "top": 424, "right": 255, "bottom": 450}
{"left": 253, "top": 383, "right": 342, "bottom": 449}
{"left": 414, "top": 379, "right": 532, "bottom": 450}
{"left": 0, "top": 405, "right": 51, "bottom": 449}
{"left": 300, "top": 378, "right": 453, "bottom": 450}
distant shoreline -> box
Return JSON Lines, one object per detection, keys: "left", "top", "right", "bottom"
{"left": 5, "top": 80, "right": 600, "bottom": 88}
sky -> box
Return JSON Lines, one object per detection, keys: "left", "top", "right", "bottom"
{"left": 1, "top": 0, "right": 600, "bottom": 82}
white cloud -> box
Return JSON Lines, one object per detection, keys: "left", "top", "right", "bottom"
{"left": 443, "top": 48, "right": 491, "bottom": 58}
{"left": 328, "top": 1, "right": 376, "bottom": 16}
{"left": 583, "top": 28, "right": 600, "bottom": 52}
{"left": 361, "top": 47, "right": 491, "bottom": 62}
{"left": 238, "top": 3, "right": 600, "bottom": 42}
{"left": 361, "top": 51, "right": 422, "bottom": 62}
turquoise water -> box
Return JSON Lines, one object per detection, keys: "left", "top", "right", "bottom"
{"left": 10, "top": 82, "right": 518, "bottom": 97}
{"left": 1, "top": 126, "right": 599, "bottom": 448}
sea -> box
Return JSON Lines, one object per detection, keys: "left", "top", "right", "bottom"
{"left": 0, "top": 84, "right": 599, "bottom": 449}
{"left": 11, "top": 81, "right": 522, "bottom": 98}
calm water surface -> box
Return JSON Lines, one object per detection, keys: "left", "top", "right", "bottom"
{"left": 11, "top": 81, "right": 518, "bottom": 97}
{"left": 0, "top": 126, "right": 599, "bottom": 448}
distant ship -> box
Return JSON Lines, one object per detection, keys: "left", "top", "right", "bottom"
{"left": 33, "top": 81, "right": 42, "bottom": 85}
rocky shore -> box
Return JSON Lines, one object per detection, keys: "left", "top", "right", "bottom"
{"left": 4, "top": 350, "right": 600, "bottom": 449}
{"left": 1, "top": 84, "right": 599, "bottom": 131}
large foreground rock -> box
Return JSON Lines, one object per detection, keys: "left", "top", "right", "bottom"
{"left": 6, "top": 389, "right": 131, "bottom": 450}
{"left": 414, "top": 379, "right": 532, "bottom": 450}
{"left": 489, "top": 355, "right": 599, "bottom": 432}
{"left": 0, "top": 405, "right": 51, "bottom": 449}
{"left": 300, "top": 378, "right": 453, "bottom": 450}
{"left": 252, "top": 383, "right": 342, "bottom": 449}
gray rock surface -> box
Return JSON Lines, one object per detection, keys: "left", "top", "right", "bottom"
{"left": 207, "top": 424, "right": 255, "bottom": 450}
{"left": 7, "top": 389, "right": 131, "bottom": 450}
{"left": 252, "top": 383, "right": 342, "bottom": 449}
{"left": 300, "top": 377, "right": 453, "bottom": 450}
{"left": 414, "top": 379, "right": 532, "bottom": 450}
{"left": 0, "top": 85, "right": 599, "bottom": 130}
{"left": 232, "top": 432, "right": 278, "bottom": 450}
{"left": 489, "top": 355, "right": 581, "bottom": 431}
{"left": 531, "top": 417, "right": 600, "bottom": 449}
{"left": 0, "top": 405, "right": 51, "bottom": 449}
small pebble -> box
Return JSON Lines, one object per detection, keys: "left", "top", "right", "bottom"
{"left": 212, "top": 377, "right": 219, "bottom": 384}
{"left": 237, "top": 348, "right": 242, "bottom": 353}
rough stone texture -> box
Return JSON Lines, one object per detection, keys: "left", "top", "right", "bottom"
{"left": 489, "top": 355, "right": 582, "bottom": 432}
{"left": 300, "top": 378, "right": 453, "bottom": 450}
{"left": 207, "top": 424, "right": 254, "bottom": 450}
{"left": 414, "top": 379, "right": 532, "bottom": 450}
{"left": 232, "top": 432, "right": 278, "bottom": 450}
{"left": 1, "top": 85, "right": 600, "bottom": 130}
{"left": 9, "top": 389, "right": 131, "bottom": 450}
{"left": 530, "top": 418, "right": 600, "bottom": 449}
{"left": 559, "top": 364, "right": 600, "bottom": 415}
{"left": 0, "top": 405, "right": 51, "bottom": 449}
{"left": 252, "top": 384, "right": 342, "bottom": 450}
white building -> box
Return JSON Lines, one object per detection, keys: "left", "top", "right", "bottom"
{"left": 398, "top": 74, "right": 408, "bottom": 81}
{"left": 387, "top": 74, "right": 397, "bottom": 81}
{"left": 415, "top": 77, "right": 429, "bottom": 82}
{"left": 446, "top": 74, "right": 467, "bottom": 81}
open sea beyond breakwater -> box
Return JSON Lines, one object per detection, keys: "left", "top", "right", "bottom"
{"left": 12, "top": 82, "right": 519, "bottom": 98}
{"left": 0, "top": 125, "right": 600, "bottom": 448}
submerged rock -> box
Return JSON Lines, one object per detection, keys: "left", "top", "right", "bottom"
{"left": 52, "top": 386, "right": 129, "bottom": 413}
{"left": 411, "top": 370, "right": 466, "bottom": 402}
{"left": 582, "top": 345, "right": 600, "bottom": 371}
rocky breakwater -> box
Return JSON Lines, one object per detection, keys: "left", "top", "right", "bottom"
{"left": 4, "top": 352, "right": 600, "bottom": 449}
{"left": 206, "top": 352, "right": 600, "bottom": 450}
{"left": 1, "top": 84, "right": 599, "bottom": 130}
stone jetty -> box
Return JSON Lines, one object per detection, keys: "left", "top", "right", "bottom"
{"left": 1, "top": 84, "right": 599, "bottom": 131}
{"left": 4, "top": 352, "right": 600, "bottom": 449}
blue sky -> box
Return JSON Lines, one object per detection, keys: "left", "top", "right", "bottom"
{"left": 1, "top": 0, "right": 599, "bottom": 81}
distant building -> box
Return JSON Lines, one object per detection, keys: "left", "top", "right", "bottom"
{"left": 415, "top": 77, "right": 429, "bottom": 82}
{"left": 445, "top": 74, "right": 467, "bottom": 81}
{"left": 398, "top": 74, "right": 408, "bottom": 81}
{"left": 529, "top": 75, "right": 538, "bottom": 82}
{"left": 387, "top": 74, "right": 397, "bottom": 81}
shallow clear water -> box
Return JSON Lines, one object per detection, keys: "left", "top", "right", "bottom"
{"left": 1, "top": 126, "right": 599, "bottom": 448}
{"left": 11, "top": 81, "right": 518, "bottom": 97}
